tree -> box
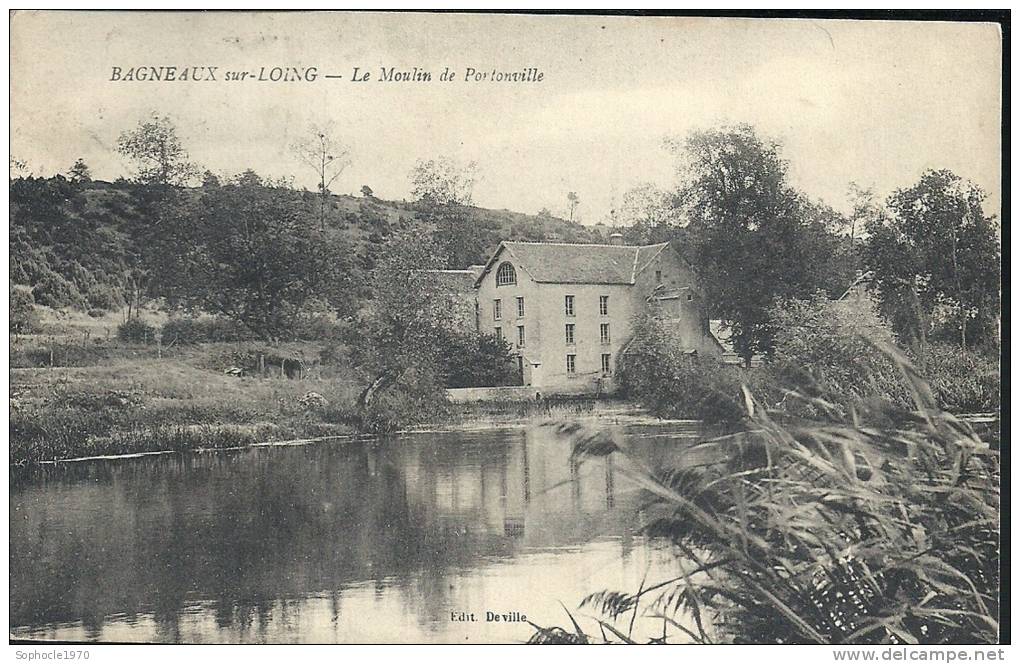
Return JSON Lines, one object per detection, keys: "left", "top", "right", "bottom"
{"left": 346, "top": 229, "right": 518, "bottom": 418}
{"left": 10, "top": 285, "right": 39, "bottom": 333}
{"left": 9, "top": 175, "right": 128, "bottom": 311}
{"left": 116, "top": 115, "right": 200, "bottom": 319}
{"left": 567, "top": 191, "right": 580, "bottom": 222}
{"left": 117, "top": 114, "right": 198, "bottom": 187}
{"left": 410, "top": 156, "right": 478, "bottom": 206}
{"left": 799, "top": 198, "right": 859, "bottom": 297}
{"left": 291, "top": 123, "right": 351, "bottom": 230}
{"left": 149, "top": 171, "right": 355, "bottom": 339}
{"left": 864, "top": 169, "right": 1000, "bottom": 350}
{"left": 669, "top": 124, "right": 839, "bottom": 364}
{"left": 346, "top": 230, "right": 458, "bottom": 407}
{"left": 360, "top": 184, "right": 374, "bottom": 198}
{"left": 201, "top": 170, "right": 221, "bottom": 188}
{"left": 67, "top": 159, "right": 92, "bottom": 184}
{"left": 768, "top": 292, "right": 910, "bottom": 414}
{"left": 618, "top": 183, "right": 683, "bottom": 245}
{"left": 10, "top": 156, "right": 31, "bottom": 178}
{"left": 440, "top": 330, "right": 520, "bottom": 388}
{"left": 845, "top": 182, "right": 882, "bottom": 250}
{"left": 410, "top": 157, "right": 496, "bottom": 267}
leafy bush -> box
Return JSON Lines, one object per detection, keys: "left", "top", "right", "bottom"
{"left": 328, "top": 368, "right": 452, "bottom": 434}
{"left": 619, "top": 315, "right": 746, "bottom": 424}
{"left": 766, "top": 293, "right": 912, "bottom": 414}
{"left": 919, "top": 343, "right": 1000, "bottom": 413}
{"left": 161, "top": 316, "right": 254, "bottom": 344}
{"left": 10, "top": 342, "right": 109, "bottom": 368}
{"left": 767, "top": 295, "right": 999, "bottom": 415}
{"left": 84, "top": 282, "right": 123, "bottom": 310}
{"left": 32, "top": 269, "right": 84, "bottom": 309}
{"left": 364, "top": 370, "right": 451, "bottom": 433}
{"left": 10, "top": 286, "right": 39, "bottom": 333}
{"left": 117, "top": 318, "right": 156, "bottom": 343}
{"left": 534, "top": 346, "right": 999, "bottom": 644}
{"left": 441, "top": 330, "right": 521, "bottom": 388}
{"left": 291, "top": 313, "right": 346, "bottom": 342}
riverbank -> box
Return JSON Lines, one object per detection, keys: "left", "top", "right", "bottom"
{"left": 10, "top": 372, "right": 664, "bottom": 466}
{"left": 10, "top": 330, "right": 666, "bottom": 465}
{"left": 11, "top": 307, "right": 675, "bottom": 465}
{"left": 9, "top": 359, "right": 359, "bottom": 465}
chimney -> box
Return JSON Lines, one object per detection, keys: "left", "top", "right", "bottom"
{"left": 608, "top": 232, "right": 625, "bottom": 246}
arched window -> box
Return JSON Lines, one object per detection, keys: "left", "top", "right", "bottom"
{"left": 496, "top": 262, "right": 517, "bottom": 286}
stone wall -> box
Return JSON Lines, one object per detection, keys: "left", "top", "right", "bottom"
{"left": 446, "top": 386, "right": 542, "bottom": 402}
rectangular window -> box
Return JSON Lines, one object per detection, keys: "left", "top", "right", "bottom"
{"left": 494, "top": 327, "right": 503, "bottom": 342}
{"left": 565, "top": 323, "right": 575, "bottom": 345}
{"left": 516, "top": 296, "right": 525, "bottom": 318}
{"left": 493, "top": 299, "right": 502, "bottom": 320}
{"left": 600, "top": 323, "right": 611, "bottom": 344}
{"left": 601, "top": 353, "right": 612, "bottom": 373}
{"left": 517, "top": 325, "right": 526, "bottom": 347}
{"left": 566, "top": 354, "right": 576, "bottom": 374}
{"left": 599, "top": 295, "right": 609, "bottom": 316}
{"left": 565, "top": 295, "right": 575, "bottom": 316}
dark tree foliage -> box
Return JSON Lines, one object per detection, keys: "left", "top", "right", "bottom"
{"left": 863, "top": 169, "right": 1000, "bottom": 351}
{"left": 671, "top": 124, "right": 845, "bottom": 364}
{"left": 116, "top": 114, "right": 199, "bottom": 188}
{"left": 346, "top": 230, "right": 519, "bottom": 413}
{"left": 148, "top": 171, "right": 357, "bottom": 340}
{"left": 347, "top": 230, "right": 459, "bottom": 384}
{"left": 619, "top": 314, "right": 746, "bottom": 423}
{"left": 409, "top": 156, "right": 502, "bottom": 267}
{"left": 10, "top": 175, "right": 131, "bottom": 309}
{"left": 9, "top": 285, "right": 39, "bottom": 333}
{"left": 440, "top": 330, "right": 521, "bottom": 388}
{"left": 421, "top": 202, "right": 503, "bottom": 268}
{"left": 67, "top": 159, "right": 92, "bottom": 184}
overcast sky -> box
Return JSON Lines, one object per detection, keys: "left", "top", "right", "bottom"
{"left": 10, "top": 12, "right": 1003, "bottom": 223}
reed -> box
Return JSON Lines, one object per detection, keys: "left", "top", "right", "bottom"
{"left": 531, "top": 341, "right": 999, "bottom": 644}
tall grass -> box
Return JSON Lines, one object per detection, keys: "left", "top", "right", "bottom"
{"left": 8, "top": 357, "right": 363, "bottom": 464}
{"left": 531, "top": 342, "right": 999, "bottom": 644}
{"left": 452, "top": 397, "right": 600, "bottom": 423}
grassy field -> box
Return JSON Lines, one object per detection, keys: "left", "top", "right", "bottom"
{"left": 10, "top": 306, "right": 659, "bottom": 465}
{"left": 9, "top": 307, "right": 368, "bottom": 465}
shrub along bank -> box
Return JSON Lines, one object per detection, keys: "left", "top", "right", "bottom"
{"left": 620, "top": 295, "right": 999, "bottom": 425}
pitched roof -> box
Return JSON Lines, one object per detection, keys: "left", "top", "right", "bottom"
{"left": 476, "top": 241, "right": 671, "bottom": 286}
{"left": 837, "top": 270, "right": 875, "bottom": 301}
{"left": 426, "top": 269, "right": 480, "bottom": 293}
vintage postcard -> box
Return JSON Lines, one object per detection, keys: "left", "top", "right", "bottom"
{"left": 8, "top": 10, "right": 1004, "bottom": 650}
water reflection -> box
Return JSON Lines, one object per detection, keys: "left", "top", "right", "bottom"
{"left": 10, "top": 423, "right": 703, "bottom": 643}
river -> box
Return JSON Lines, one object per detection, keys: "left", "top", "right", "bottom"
{"left": 10, "top": 422, "right": 709, "bottom": 644}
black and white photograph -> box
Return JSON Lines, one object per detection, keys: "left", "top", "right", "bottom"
{"left": 7, "top": 10, "right": 1006, "bottom": 650}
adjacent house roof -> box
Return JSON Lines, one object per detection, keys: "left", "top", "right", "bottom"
{"left": 475, "top": 241, "right": 671, "bottom": 286}
{"left": 837, "top": 270, "right": 875, "bottom": 301}
{"left": 425, "top": 269, "right": 480, "bottom": 293}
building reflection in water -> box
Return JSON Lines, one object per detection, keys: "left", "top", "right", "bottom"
{"left": 10, "top": 423, "right": 703, "bottom": 643}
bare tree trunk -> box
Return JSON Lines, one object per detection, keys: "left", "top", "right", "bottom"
{"left": 319, "top": 148, "right": 327, "bottom": 232}
{"left": 359, "top": 371, "right": 401, "bottom": 411}
{"left": 319, "top": 189, "right": 327, "bottom": 232}
{"left": 948, "top": 229, "right": 967, "bottom": 349}
{"left": 909, "top": 281, "right": 928, "bottom": 358}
